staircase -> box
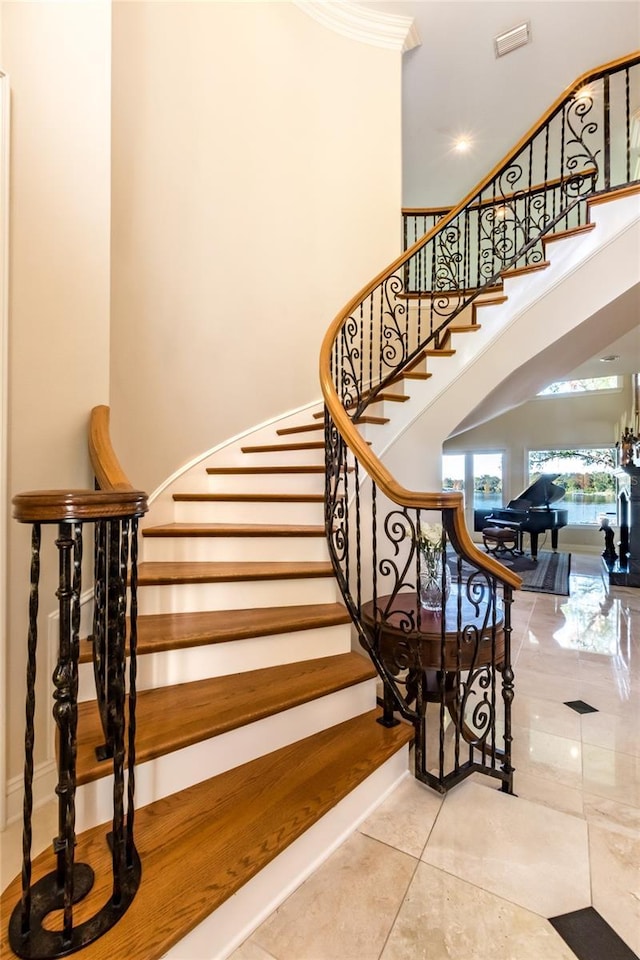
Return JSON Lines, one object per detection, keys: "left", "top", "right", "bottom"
{"left": 1, "top": 408, "right": 413, "bottom": 960}
{"left": 4, "top": 50, "right": 640, "bottom": 960}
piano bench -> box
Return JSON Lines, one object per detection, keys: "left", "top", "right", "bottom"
{"left": 482, "top": 526, "right": 519, "bottom": 557}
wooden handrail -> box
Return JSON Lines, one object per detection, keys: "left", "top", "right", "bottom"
{"left": 89, "top": 404, "right": 135, "bottom": 493}
{"left": 13, "top": 488, "right": 147, "bottom": 523}
{"left": 320, "top": 50, "right": 640, "bottom": 593}
{"left": 402, "top": 168, "right": 599, "bottom": 219}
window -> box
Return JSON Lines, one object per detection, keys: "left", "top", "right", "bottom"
{"left": 442, "top": 451, "right": 504, "bottom": 516}
{"left": 473, "top": 453, "right": 503, "bottom": 513}
{"left": 538, "top": 376, "right": 620, "bottom": 396}
{"left": 442, "top": 454, "right": 465, "bottom": 494}
{"left": 528, "top": 448, "right": 616, "bottom": 525}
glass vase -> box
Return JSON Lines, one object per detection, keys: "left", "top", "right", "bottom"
{"left": 419, "top": 551, "right": 451, "bottom": 612}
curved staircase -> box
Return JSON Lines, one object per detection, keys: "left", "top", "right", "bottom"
{"left": 4, "top": 50, "right": 640, "bottom": 960}
{"left": 1, "top": 408, "right": 413, "bottom": 960}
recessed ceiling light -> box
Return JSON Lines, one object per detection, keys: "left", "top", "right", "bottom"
{"left": 600, "top": 355, "right": 620, "bottom": 362}
{"left": 574, "top": 84, "right": 596, "bottom": 103}
{"left": 453, "top": 137, "right": 472, "bottom": 153}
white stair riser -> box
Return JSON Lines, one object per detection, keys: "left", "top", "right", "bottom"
{"left": 207, "top": 473, "right": 324, "bottom": 495}
{"left": 137, "top": 577, "right": 338, "bottom": 615}
{"left": 174, "top": 500, "right": 326, "bottom": 525}
{"left": 141, "top": 535, "right": 329, "bottom": 564}
{"left": 74, "top": 678, "right": 378, "bottom": 833}
{"left": 77, "top": 623, "right": 353, "bottom": 702}
{"left": 238, "top": 448, "right": 325, "bottom": 466}
{"left": 162, "top": 756, "right": 410, "bottom": 960}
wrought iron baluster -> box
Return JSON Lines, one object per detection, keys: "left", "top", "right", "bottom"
{"left": 500, "top": 587, "right": 515, "bottom": 793}
{"left": 108, "top": 518, "right": 128, "bottom": 905}
{"left": 126, "top": 517, "right": 139, "bottom": 867}
{"left": 603, "top": 73, "right": 611, "bottom": 190}
{"left": 453, "top": 564, "right": 462, "bottom": 773}
{"left": 52, "top": 521, "right": 79, "bottom": 941}
{"left": 625, "top": 68, "right": 630, "bottom": 184}
{"left": 18, "top": 522, "right": 41, "bottom": 939}
{"left": 354, "top": 459, "right": 362, "bottom": 616}
{"left": 92, "top": 520, "right": 107, "bottom": 743}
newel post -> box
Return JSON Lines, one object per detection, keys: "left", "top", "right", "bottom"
{"left": 8, "top": 488, "right": 147, "bottom": 960}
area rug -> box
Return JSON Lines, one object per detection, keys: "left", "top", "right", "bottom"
{"left": 497, "top": 550, "right": 571, "bottom": 596}
{"left": 448, "top": 550, "right": 571, "bottom": 596}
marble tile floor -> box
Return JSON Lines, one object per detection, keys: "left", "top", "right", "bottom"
{"left": 1, "top": 553, "right": 638, "bottom": 959}
{"left": 230, "top": 552, "right": 640, "bottom": 960}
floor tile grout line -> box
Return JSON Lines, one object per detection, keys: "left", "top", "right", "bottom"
{"left": 375, "top": 847, "right": 423, "bottom": 960}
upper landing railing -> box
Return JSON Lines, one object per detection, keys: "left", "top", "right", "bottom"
{"left": 319, "top": 52, "right": 640, "bottom": 795}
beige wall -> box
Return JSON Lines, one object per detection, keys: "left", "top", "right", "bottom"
{"left": 0, "top": 0, "right": 404, "bottom": 800}
{"left": 1, "top": 1, "right": 111, "bottom": 784}
{"left": 109, "top": 1, "right": 403, "bottom": 495}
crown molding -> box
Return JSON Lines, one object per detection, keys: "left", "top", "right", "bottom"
{"left": 294, "top": 1, "right": 421, "bottom": 52}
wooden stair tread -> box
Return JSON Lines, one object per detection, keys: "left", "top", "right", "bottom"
{"left": 424, "top": 348, "right": 455, "bottom": 357}
{"left": 75, "top": 653, "right": 377, "bottom": 784}
{"left": 137, "top": 560, "right": 335, "bottom": 585}
{"left": 399, "top": 369, "right": 432, "bottom": 380}
{"left": 363, "top": 391, "right": 408, "bottom": 403}
{"left": 1, "top": 711, "right": 413, "bottom": 960}
{"left": 543, "top": 222, "right": 596, "bottom": 243}
{"left": 398, "top": 282, "right": 504, "bottom": 299}
{"left": 276, "top": 422, "right": 324, "bottom": 435}
{"left": 206, "top": 465, "right": 324, "bottom": 475}
{"left": 475, "top": 294, "right": 508, "bottom": 307}
{"left": 588, "top": 182, "right": 640, "bottom": 205}
{"left": 142, "top": 522, "right": 325, "bottom": 538}
{"left": 353, "top": 415, "right": 389, "bottom": 425}
{"left": 241, "top": 440, "right": 325, "bottom": 452}
{"left": 79, "top": 603, "right": 352, "bottom": 663}
{"left": 173, "top": 492, "right": 324, "bottom": 503}
{"left": 447, "top": 323, "right": 481, "bottom": 333}
{"left": 501, "top": 259, "right": 550, "bottom": 278}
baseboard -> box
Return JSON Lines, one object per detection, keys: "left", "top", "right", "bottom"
{"left": 6, "top": 759, "right": 58, "bottom": 826}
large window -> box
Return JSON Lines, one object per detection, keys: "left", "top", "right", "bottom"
{"left": 538, "top": 376, "right": 620, "bottom": 396}
{"left": 528, "top": 448, "right": 617, "bottom": 525}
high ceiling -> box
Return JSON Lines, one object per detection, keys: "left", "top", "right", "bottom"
{"left": 364, "top": 1, "right": 640, "bottom": 207}
{"left": 362, "top": 0, "right": 640, "bottom": 391}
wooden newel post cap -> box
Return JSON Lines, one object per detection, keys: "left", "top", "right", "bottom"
{"left": 12, "top": 489, "right": 148, "bottom": 523}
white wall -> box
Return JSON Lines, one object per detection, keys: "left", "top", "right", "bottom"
{"left": 109, "top": 1, "right": 404, "bottom": 495}
{"left": 1, "top": 1, "right": 111, "bottom": 788}
{"left": 395, "top": 0, "right": 640, "bottom": 206}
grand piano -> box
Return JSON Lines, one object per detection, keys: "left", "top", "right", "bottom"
{"left": 473, "top": 473, "right": 569, "bottom": 561}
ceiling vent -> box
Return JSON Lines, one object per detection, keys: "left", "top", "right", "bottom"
{"left": 494, "top": 22, "right": 531, "bottom": 58}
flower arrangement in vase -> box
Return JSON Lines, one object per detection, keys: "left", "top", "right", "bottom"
{"left": 417, "top": 521, "right": 451, "bottom": 612}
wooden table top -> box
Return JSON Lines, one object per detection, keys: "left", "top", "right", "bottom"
{"left": 361, "top": 585, "right": 504, "bottom": 641}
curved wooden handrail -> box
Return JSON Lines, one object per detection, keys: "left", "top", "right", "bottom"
{"left": 402, "top": 169, "right": 598, "bottom": 219}
{"left": 13, "top": 488, "right": 148, "bottom": 523}
{"left": 321, "top": 50, "right": 640, "bottom": 593}
{"left": 89, "top": 404, "right": 136, "bottom": 493}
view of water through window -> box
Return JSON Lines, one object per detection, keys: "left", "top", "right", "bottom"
{"left": 443, "top": 448, "right": 617, "bottom": 526}
{"left": 473, "top": 490, "right": 617, "bottom": 525}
